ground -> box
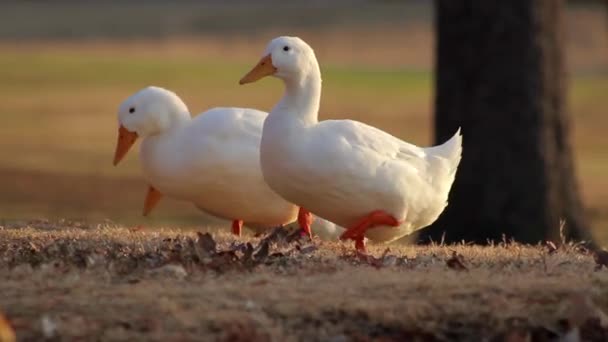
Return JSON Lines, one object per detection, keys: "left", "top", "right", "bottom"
{"left": 2, "top": 221, "right": 608, "bottom": 341}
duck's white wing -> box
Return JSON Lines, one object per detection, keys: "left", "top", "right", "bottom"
{"left": 188, "top": 107, "right": 266, "bottom": 143}
{"left": 307, "top": 119, "right": 429, "bottom": 178}
{"left": 182, "top": 107, "right": 267, "bottom": 169}
{"left": 279, "top": 120, "right": 423, "bottom": 222}
{"left": 152, "top": 107, "right": 297, "bottom": 225}
{"left": 143, "top": 107, "right": 267, "bottom": 195}
{"left": 306, "top": 119, "right": 461, "bottom": 184}
{"left": 283, "top": 119, "right": 460, "bottom": 227}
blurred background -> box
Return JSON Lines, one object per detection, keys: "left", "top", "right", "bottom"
{"left": 0, "top": 1, "right": 606, "bottom": 239}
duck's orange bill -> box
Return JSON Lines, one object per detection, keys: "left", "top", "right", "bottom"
{"left": 143, "top": 185, "right": 162, "bottom": 216}
{"left": 113, "top": 125, "right": 138, "bottom": 166}
{"left": 239, "top": 54, "right": 277, "bottom": 85}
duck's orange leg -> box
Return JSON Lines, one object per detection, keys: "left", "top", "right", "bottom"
{"left": 142, "top": 185, "right": 162, "bottom": 216}
{"left": 298, "top": 207, "right": 313, "bottom": 239}
{"left": 340, "top": 210, "right": 401, "bottom": 251}
{"left": 232, "top": 220, "right": 243, "bottom": 237}
{"left": 355, "top": 236, "right": 366, "bottom": 253}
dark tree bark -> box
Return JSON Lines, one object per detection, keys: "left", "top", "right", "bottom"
{"left": 421, "top": 0, "right": 593, "bottom": 244}
{"left": 605, "top": 0, "right": 608, "bottom": 34}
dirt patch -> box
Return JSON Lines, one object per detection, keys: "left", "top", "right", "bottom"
{"left": 1, "top": 220, "right": 608, "bottom": 341}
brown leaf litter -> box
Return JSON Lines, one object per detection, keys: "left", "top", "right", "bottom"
{"left": 2, "top": 220, "right": 608, "bottom": 341}
{"left": 446, "top": 251, "right": 468, "bottom": 271}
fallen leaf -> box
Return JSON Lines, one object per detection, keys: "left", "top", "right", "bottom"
{"left": 253, "top": 241, "right": 270, "bottom": 261}
{"left": 529, "top": 325, "right": 560, "bottom": 341}
{"left": 446, "top": 251, "right": 468, "bottom": 271}
{"left": 559, "top": 328, "right": 580, "bottom": 342}
{"left": 41, "top": 315, "right": 57, "bottom": 339}
{"left": 327, "top": 334, "right": 349, "bottom": 342}
{"left": 352, "top": 248, "right": 399, "bottom": 269}
{"left": 0, "top": 312, "right": 16, "bottom": 342}
{"left": 243, "top": 243, "right": 254, "bottom": 262}
{"left": 286, "top": 228, "right": 306, "bottom": 243}
{"left": 561, "top": 292, "right": 608, "bottom": 329}
{"left": 355, "top": 250, "right": 372, "bottom": 263}
{"left": 250, "top": 279, "right": 269, "bottom": 286}
{"left": 269, "top": 252, "right": 285, "bottom": 258}
{"left": 501, "top": 329, "right": 530, "bottom": 342}
{"left": 546, "top": 241, "right": 558, "bottom": 254}
{"left": 382, "top": 255, "right": 398, "bottom": 267}
{"left": 593, "top": 250, "right": 608, "bottom": 270}
{"left": 297, "top": 244, "right": 318, "bottom": 255}
{"left": 220, "top": 319, "right": 270, "bottom": 342}
{"left": 196, "top": 232, "right": 216, "bottom": 252}
{"left": 195, "top": 232, "right": 216, "bottom": 262}
{"left": 208, "top": 251, "right": 240, "bottom": 272}
{"left": 261, "top": 226, "right": 289, "bottom": 245}
{"left": 217, "top": 251, "right": 239, "bottom": 261}
{"left": 148, "top": 264, "right": 188, "bottom": 280}
{"left": 228, "top": 242, "right": 248, "bottom": 254}
{"left": 28, "top": 241, "right": 40, "bottom": 253}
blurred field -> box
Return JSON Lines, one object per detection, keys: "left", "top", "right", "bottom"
{"left": 0, "top": 3, "right": 607, "bottom": 241}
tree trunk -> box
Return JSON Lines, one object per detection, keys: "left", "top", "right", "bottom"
{"left": 421, "top": 0, "right": 593, "bottom": 245}
{"left": 605, "top": 0, "right": 608, "bottom": 35}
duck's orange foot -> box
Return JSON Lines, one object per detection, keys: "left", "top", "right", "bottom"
{"left": 232, "top": 219, "right": 243, "bottom": 237}
{"left": 340, "top": 210, "right": 400, "bottom": 250}
{"left": 143, "top": 185, "right": 162, "bottom": 216}
{"left": 355, "top": 236, "right": 366, "bottom": 253}
{"left": 297, "top": 207, "right": 314, "bottom": 239}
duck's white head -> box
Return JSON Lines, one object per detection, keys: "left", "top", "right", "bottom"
{"left": 113, "top": 86, "right": 189, "bottom": 165}
{"left": 239, "top": 36, "right": 318, "bottom": 85}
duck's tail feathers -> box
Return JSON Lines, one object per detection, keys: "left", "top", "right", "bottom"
{"left": 426, "top": 127, "right": 463, "bottom": 180}
{"left": 428, "top": 128, "right": 462, "bottom": 170}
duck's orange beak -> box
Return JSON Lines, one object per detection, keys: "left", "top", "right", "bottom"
{"left": 239, "top": 54, "right": 277, "bottom": 85}
{"left": 113, "top": 125, "right": 138, "bottom": 166}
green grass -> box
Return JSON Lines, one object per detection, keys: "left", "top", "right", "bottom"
{"left": 0, "top": 52, "right": 429, "bottom": 94}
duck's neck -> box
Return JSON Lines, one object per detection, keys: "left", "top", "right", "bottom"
{"left": 145, "top": 109, "right": 191, "bottom": 140}
{"left": 169, "top": 110, "right": 191, "bottom": 130}
{"left": 275, "top": 68, "right": 321, "bottom": 127}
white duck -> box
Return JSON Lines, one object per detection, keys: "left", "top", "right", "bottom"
{"left": 239, "top": 36, "right": 462, "bottom": 252}
{"left": 112, "top": 86, "right": 313, "bottom": 236}
{"left": 311, "top": 218, "right": 345, "bottom": 241}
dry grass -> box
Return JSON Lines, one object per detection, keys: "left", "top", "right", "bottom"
{"left": 2, "top": 221, "right": 608, "bottom": 341}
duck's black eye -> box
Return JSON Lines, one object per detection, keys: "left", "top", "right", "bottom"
{"left": 129, "top": 107, "right": 135, "bottom": 114}
{"left": 283, "top": 46, "right": 290, "bottom": 52}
